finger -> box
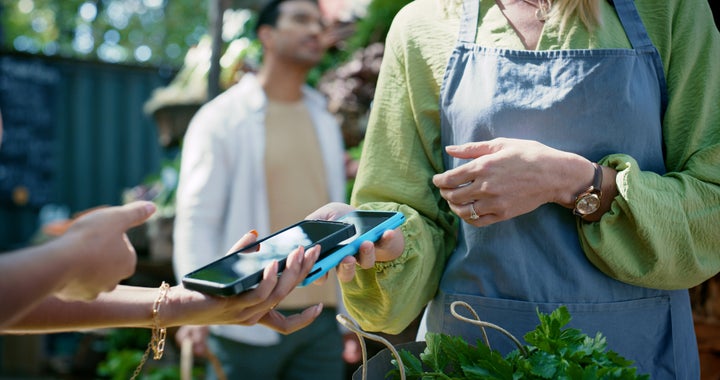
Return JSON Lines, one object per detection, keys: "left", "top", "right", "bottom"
{"left": 336, "top": 256, "right": 358, "bottom": 283}
{"left": 225, "top": 230, "right": 259, "bottom": 255}
{"left": 237, "top": 245, "right": 314, "bottom": 316}
{"left": 355, "top": 240, "right": 376, "bottom": 269}
{"left": 372, "top": 229, "right": 405, "bottom": 262}
{"left": 256, "top": 245, "right": 320, "bottom": 309}
{"left": 450, "top": 200, "right": 500, "bottom": 227}
{"left": 447, "top": 200, "right": 472, "bottom": 220}
{"left": 112, "top": 201, "right": 157, "bottom": 229}
{"left": 305, "top": 202, "right": 354, "bottom": 220}
{"left": 444, "top": 141, "right": 495, "bottom": 159}
{"left": 260, "top": 304, "right": 323, "bottom": 334}
{"left": 437, "top": 183, "right": 476, "bottom": 205}
{"left": 280, "top": 245, "right": 320, "bottom": 285}
{"left": 243, "top": 259, "right": 280, "bottom": 304}
{"left": 433, "top": 165, "right": 478, "bottom": 190}
{"left": 468, "top": 213, "right": 500, "bottom": 227}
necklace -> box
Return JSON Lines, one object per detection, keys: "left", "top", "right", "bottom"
{"left": 521, "top": 0, "right": 552, "bottom": 21}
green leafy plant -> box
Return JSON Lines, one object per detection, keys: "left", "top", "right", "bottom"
{"left": 345, "top": 0, "right": 413, "bottom": 54}
{"left": 96, "top": 328, "right": 203, "bottom": 380}
{"left": 389, "top": 306, "right": 649, "bottom": 380}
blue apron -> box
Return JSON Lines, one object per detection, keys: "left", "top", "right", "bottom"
{"left": 429, "top": 0, "right": 699, "bottom": 377}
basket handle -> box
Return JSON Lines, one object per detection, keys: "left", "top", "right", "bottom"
{"left": 336, "top": 314, "right": 407, "bottom": 380}
{"left": 337, "top": 301, "right": 528, "bottom": 380}
{"left": 449, "top": 301, "right": 528, "bottom": 357}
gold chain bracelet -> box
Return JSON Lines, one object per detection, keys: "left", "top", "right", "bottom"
{"left": 131, "top": 281, "right": 171, "bottom": 380}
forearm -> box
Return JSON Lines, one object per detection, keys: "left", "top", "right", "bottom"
{"left": 2, "top": 285, "right": 222, "bottom": 333}
{"left": 542, "top": 152, "right": 619, "bottom": 223}
{"left": 341, "top": 204, "right": 451, "bottom": 333}
{"left": 579, "top": 154, "right": 720, "bottom": 289}
{"left": 0, "top": 241, "right": 76, "bottom": 328}
{"left": 3, "top": 286, "right": 162, "bottom": 333}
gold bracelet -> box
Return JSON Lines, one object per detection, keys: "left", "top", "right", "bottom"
{"left": 131, "top": 281, "right": 171, "bottom": 380}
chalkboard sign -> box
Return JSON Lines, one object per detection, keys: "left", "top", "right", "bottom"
{"left": 0, "top": 56, "right": 59, "bottom": 207}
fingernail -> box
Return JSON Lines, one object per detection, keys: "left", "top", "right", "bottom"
{"left": 342, "top": 263, "right": 354, "bottom": 271}
{"left": 249, "top": 230, "right": 258, "bottom": 237}
{"left": 265, "top": 260, "right": 278, "bottom": 276}
{"left": 145, "top": 202, "right": 157, "bottom": 213}
{"left": 297, "top": 246, "right": 305, "bottom": 264}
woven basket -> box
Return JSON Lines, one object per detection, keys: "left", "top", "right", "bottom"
{"left": 340, "top": 301, "right": 526, "bottom": 380}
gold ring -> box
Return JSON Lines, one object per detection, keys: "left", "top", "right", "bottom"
{"left": 469, "top": 202, "right": 479, "bottom": 220}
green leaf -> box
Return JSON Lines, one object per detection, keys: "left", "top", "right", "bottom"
{"left": 397, "top": 348, "right": 425, "bottom": 376}
{"left": 422, "top": 333, "right": 454, "bottom": 373}
{"left": 526, "top": 351, "right": 560, "bottom": 378}
{"left": 386, "top": 306, "right": 649, "bottom": 380}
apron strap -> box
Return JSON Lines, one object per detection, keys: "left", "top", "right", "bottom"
{"left": 612, "top": 0, "right": 669, "bottom": 115}
{"left": 459, "top": 0, "right": 480, "bottom": 44}
{"left": 612, "top": 0, "right": 654, "bottom": 50}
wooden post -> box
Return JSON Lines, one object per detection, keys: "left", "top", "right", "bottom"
{"left": 207, "top": 0, "right": 226, "bottom": 101}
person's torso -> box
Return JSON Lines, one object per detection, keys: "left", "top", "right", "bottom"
{"left": 263, "top": 99, "right": 337, "bottom": 309}
{"left": 429, "top": 0, "right": 697, "bottom": 377}
{"left": 264, "top": 99, "right": 331, "bottom": 229}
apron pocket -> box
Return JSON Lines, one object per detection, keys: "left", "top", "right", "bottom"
{"left": 426, "top": 291, "right": 675, "bottom": 377}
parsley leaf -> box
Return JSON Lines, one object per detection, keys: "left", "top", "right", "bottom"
{"left": 387, "top": 306, "right": 650, "bottom": 380}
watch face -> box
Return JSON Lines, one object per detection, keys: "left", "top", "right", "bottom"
{"left": 576, "top": 194, "right": 601, "bottom": 215}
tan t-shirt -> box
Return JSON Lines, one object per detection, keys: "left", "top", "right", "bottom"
{"left": 263, "top": 100, "right": 338, "bottom": 309}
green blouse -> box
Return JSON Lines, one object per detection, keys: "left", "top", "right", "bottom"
{"left": 342, "top": 0, "right": 720, "bottom": 334}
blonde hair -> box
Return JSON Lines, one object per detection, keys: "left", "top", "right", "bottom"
{"left": 550, "top": 0, "right": 602, "bottom": 32}
{"left": 441, "top": 0, "right": 602, "bottom": 32}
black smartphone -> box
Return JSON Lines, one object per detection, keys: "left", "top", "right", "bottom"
{"left": 182, "top": 220, "right": 355, "bottom": 296}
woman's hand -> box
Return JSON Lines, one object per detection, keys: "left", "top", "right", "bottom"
{"left": 305, "top": 201, "right": 355, "bottom": 221}
{"left": 54, "top": 201, "right": 157, "bottom": 301}
{"left": 305, "top": 202, "right": 406, "bottom": 283}
{"left": 334, "top": 229, "right": 405, "bottom": 282}
{"left": 432, "top": 138, "right": 594, "bottom": 226}
{"left": 166, "top": 231, "right": 323, "bottom": 334}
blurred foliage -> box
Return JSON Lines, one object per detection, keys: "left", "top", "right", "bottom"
{"left": 97, "top": 328, "right": 203, "bottom": 380}
{"left": 123, "top": 155, "right": 180, "bottom": 217}
{"left": 310, "top": 0, "right": 410, "bottom": 84}
{"left": 0, "top": 0, "right": 210, "bottom": 67}
{"left": 315, "top": 0, "right": 411, "bottom": 150}
{"left": 345, "top": 0, "right": 411, "bottom": 52}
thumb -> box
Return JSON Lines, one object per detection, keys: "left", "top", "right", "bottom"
{"left": 225, "top": 230, "right": 259, "bottom": 255}
{"left": 114, "top": 201, "right": 157, "bottom": 229}
{"left": 445, "top": 141, "right": 494, "bottom": 159}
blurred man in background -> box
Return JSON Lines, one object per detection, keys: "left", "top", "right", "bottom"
{"left": 172, "top": 0, "right": 356, "bottom": 378}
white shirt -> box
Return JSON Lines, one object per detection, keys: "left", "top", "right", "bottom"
{"left": 172, "top": 73, "right": 347, "bottom": 345}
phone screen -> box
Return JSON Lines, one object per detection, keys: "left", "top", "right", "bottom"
{"left": 335, "top": 212, "right": 399, "bottom": 246}
{"left": 183, "top": 220, "right": 354, "bottom": 295}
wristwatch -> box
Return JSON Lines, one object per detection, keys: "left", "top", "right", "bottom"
{"left": 573, "top": 163, "right": 603, "bottom": 217}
